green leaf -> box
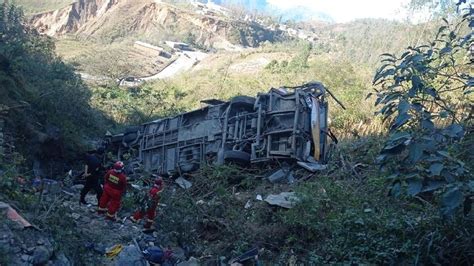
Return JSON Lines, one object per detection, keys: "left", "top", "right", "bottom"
{"left": 443, "top": 124, "right": 464, "bottom": 138}
{"left": 386, "top": 173, "right": 399, "bottom": 180}
{"left": 389, "top": 131, "right": 411, "bottom": 141}
{"left": 380, "top": 53, "right": 395, "bottom": 58}
{"left": 390, "top": 182, "right": 401, "bottom": 197}
{"left": 424, "top": 87, "right": 437, "bottom": 98}
{"left": 421, "top": 119, "right": 434, "bottom": 130}
{"left": 422, "top": 180, "right": 446, "bottom": 192}
{"left": 411, "top": 54, "right": 424, "bottom": 63}
{"left": 398, "top": 99, "right": 411, "bottom": 114}
{"left": 400, "top": 51, "right": 411, "bottom": 59}
{"left": 381, "top": 58, "right": 396, "bottom": 63}
{"left": 436, "top": 26, "right": 448, "bottom": 38}
{"left": 382, "top": 142, "right": 406, "bottom": 154}
{"left": 429, "top": 163, "right": 444, "bottom": 176}
{"left": 373, "top": 64, "right": 394, "bottom": 83}
{"left": 436, "top": 150, "right": 451, "bottom": 158}
{"left": 441, "top": 186, "right": 463, "bottom": 218}
{"left": 407, "top": 178, "right": 422, "bottom": 196}
{"left": 440, "top": 46, "right": 452, "bottom": 55}
{"left": 390, "top": 113, "right": 411, "bottom": 131}
{"left": 408, "top": 142, "right": 424, "bottom": 163}
{"left": 411, "top": 75, "right": 422, "bottom": 92}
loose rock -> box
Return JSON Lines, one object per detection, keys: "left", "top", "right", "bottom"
{"left": 32, "top": 246, "right": 52, "bottom": 265}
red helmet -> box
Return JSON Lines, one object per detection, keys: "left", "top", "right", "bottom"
{"left": 113, "top": 161, "right": 124, "bottom": 172}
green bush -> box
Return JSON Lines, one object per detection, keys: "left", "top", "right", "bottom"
{"left": 372, "top": 13, "right": 473, "bottom": 218}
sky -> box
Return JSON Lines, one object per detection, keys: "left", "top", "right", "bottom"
{"left": 266, "top": 0, "right": 412, "bottom": 23}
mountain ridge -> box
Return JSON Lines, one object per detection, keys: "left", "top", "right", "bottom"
{"left": 29, "top": 0, "right": 288, "bottom": 48}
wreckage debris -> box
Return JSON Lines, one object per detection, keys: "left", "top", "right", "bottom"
{"left": 0, "top": 201, "right": 32, "bottom": 228}
{"left": 264, "top": 192, "right": 300, "bottom": 209}
{"left": 244, "top": 200, "right": 252, "bottom": 209}
{"left": 297, "top": 161, "right": 327, "bottom": 172}
{"left": 175, "top": 176, "right": 192, "bottom": 189}
{"left": 142, "top": 246, "right": 173, "bottom": 264}
{"left": 106, "top": 244, "right": 124, "bottom": 259}
{"left": 229, "top": 247, "right": 259, "bottom": 265}
{"left": 267, "top": 167, "right": 295, "bottom": 184}
{"left": 115, "top": 244, "right": 147, "bottom": 266}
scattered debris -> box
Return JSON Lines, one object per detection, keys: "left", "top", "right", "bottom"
{"left": 267, "top": 169, "right": 287, "bottom": 183}
{"left": 267, "top": 167, "right": 295, "bottom": 184}
{"left": 229, "top": 247, "right": 259, "bottom": 264}
{"left": 115, "top": 244, "right": 147, "bottom": 266}
{"left": 287, "top": 171, "right": 295, "bottom": 184}
{"left": 0, "top": 201, "right": 32, "bottom": 228}
{"left": 175, "top": 176, "right": 192, "bottom": 189}
{"left": 105, "top": 244, "right": 123, "bottom": 259}
{"left": 142, "top": 246, "right": 173, "bottom": 264}
{"left": 244, "top": 200, "right": 252, "bottom": 209}
{"left": 264, "top": 192, "right": 299, "bottom": 209}
{"left": 297, "top": 161, "right": 327, "bottom": 172}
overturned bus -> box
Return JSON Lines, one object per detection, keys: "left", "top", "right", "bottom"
{"left": 105, "top": 82, "right": 336, "bottom": 175}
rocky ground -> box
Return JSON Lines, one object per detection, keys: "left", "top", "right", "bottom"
{"left": 0, "top": 183, "right": 196, "bottom": 266}
{"left": 0, "top": 216, "right": 70, "bottom": 265}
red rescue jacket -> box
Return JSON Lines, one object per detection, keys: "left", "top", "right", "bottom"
{"left": 104, "top": 169, "right": 127, "bottom": 194}
{"left": 149, "top": 183, "right": 164, "bottom": 203}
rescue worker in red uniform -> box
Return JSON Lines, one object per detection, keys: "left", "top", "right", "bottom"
{"left": 98, "top": 161, "right": 127, "bottom": 220}
{"left": 130, "top": 175, "right": 164, "bottom": 229}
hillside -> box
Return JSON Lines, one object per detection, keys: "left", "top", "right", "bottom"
{"left": 15, "top": 0, "right": 437, "bottom": 80}
{"left": 29, "top": 0, "right": 287, "bottom": 48}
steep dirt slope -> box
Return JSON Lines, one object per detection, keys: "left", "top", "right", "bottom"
{"left": 30, "top": 0, "right": 118, "bottom": 36}
{"left": 30, "top": 0, "right": 286, "bottom": 47}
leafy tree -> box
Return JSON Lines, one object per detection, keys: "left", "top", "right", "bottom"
{"left": 372, "top": 7, "right": 472, "bottom": 218}
{"left": 0, "top": 3, "right": 107, "bottom": 160}
{"left": 409, "top": 0, "right": 468, "bottom": 16}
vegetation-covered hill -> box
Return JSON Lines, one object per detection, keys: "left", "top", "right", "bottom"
{"left": 0, "top": 4, "right": 110, "bottom": 173}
